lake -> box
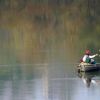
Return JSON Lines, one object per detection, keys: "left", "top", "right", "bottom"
{"left": 0, "top": 62, "right": 100, "bottom": 100}
{"left": 0, "top": 1, "right": 100, "bottom": 100}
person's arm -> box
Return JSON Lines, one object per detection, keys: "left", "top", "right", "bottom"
{"left": 89, "top": 54, "right": 98, "bottom": 58}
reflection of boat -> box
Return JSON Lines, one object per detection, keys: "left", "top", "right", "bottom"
{"left": 77, "top": 71, "right": 100, "bottom": 88}
{"left": 77, "top": 62, "right": 100, "bottom": 72}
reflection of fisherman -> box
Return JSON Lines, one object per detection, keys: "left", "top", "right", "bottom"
{"left": 78, "top": 72, "right": 97, "bottom": 88}
{"left": 82, "top": 77, "right": 92, "bottom": 88}
{"left": 82, "top": 77, "right": 97, "bottom": 88}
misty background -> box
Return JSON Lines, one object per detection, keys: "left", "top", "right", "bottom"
{"left": 0, "top": 0, "right": 100, "bottom": 64}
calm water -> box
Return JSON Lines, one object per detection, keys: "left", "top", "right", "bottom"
{"left": 0, "top": 1, "right": 100, "bottom": 100}
{"left": 0, "top": 62, "right": 100, "bottom": 100}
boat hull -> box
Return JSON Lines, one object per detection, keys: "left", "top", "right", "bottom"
{"left": 77, "top": 63, "right": 100, "bottom": 72}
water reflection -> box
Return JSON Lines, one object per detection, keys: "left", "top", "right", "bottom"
{"left": 78, "top": 71, "right": 100, "bottom": 88}
{"left": 0, "top": 64, "right": 48, "bottom": 100}
{"left": 0, "top": 64, "right": 100, "bottom": 100}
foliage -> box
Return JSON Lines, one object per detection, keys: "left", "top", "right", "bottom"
{"left": 0, "top": 0, "right": 100, "bottom": 64}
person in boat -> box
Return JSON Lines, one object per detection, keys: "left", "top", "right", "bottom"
{"left": 82, "top": 50, "right": 98, "bottom": 64}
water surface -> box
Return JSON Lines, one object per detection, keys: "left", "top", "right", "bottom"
{"left": 0, "top": 63, "right": 100, "bottom": 100}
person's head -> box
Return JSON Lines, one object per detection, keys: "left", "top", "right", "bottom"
{"left": 85, "top": 49, "right": 91, "bottom": 55}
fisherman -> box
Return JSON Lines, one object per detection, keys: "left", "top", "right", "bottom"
{"left": 82, "top": 50, "right": 98, "bottom": 64}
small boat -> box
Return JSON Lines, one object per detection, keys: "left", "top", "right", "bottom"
{"left": 77, "top": 62, "right": 100, "bottom": 72}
